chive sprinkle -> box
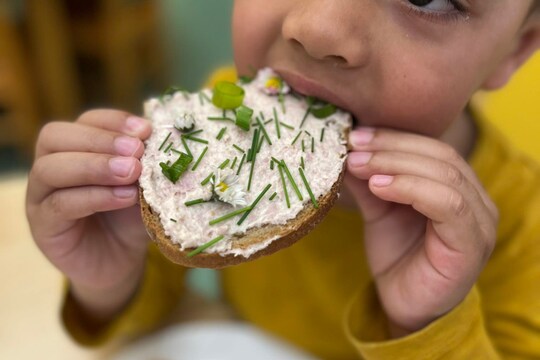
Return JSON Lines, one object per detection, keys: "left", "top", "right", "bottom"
{"left": 187, "top": 235, "right": 225, "bottom": 258}
{"left": 291, "top": 131, "right": 302, "bottom": 146}
{"left": 264, "top": 119, "right": 273, "bottom": 125}
{"left": 201, "top": 172, "right": 214, "bottom": 186}
{"left": 270, "top": 160, "right": 275, "bottom": 170}
{"left": 247, "top": 130, "right": 259, "bottom": 191}
{"left": 299, "top": 167, "right": 319, "bottom": 209}
{"left": 304, "top": 130, "right": 312, "bottom": 137}
{"left": 281, "top": 160, "right": 303, "bottom": 201}
{"left": 183, "top": 136, "right": 209, "bottom": 144}
{"left": 302, "top": 139, "right": 305, "bottom": 152}
{"left": 201, "top": 92, "right": 211, "bottom": 102}
{"left": 269, "top": 192, "right": 277, "bottom": 201}
{"left": 170, "top": 218, "right": 177, "bottom": 222}
{"left": 185, "top": 198, "right": 207, "bottom": 206}
{"left": 233, "top": 144, "right": 246, "bottom": 153}
{"left": 218, "top": 159, "right": 230, "bottom": 169}
{"left": 164, "top": 142, "right": 173, "bottom": 153}
{"left": 301, "top": 156, "right": 305, "bottom": 169}
{"left": 320, "top": 128, "right": 325, "bottom": 142}
{"left": 278, "top": 93, "right": 286, "bottom": 114}
{"left": 236, "top": 153, "right": 246, "bottom": 175}
{"left": 216, "top": 127, "right": 227, "bottom": 140}
{"left": 311, "top": 137, "right": 315, "bottom": 153}
{"left": 237, "top": 184, "right": 272, "bottom": 225}
{"left": 181, "top": 137, "right": 192, "bottom": 157}
{"left": 280, "top": 121, "right": 294, "bottom": 130}
{"left": 159, "top": 132, "right": 172, "bottom": 151}
{"left": 231, "top": 156, "right": 238, "bottom": 169}
{"left": 259, "top": 111, "right": 265, "bottom": 120}
{"left": 278, "top": 165, "right": 291, "bottom": 209}
{"left": 300, "top": 107, "right": 311, "bottom": 128}
{"left": 183, "top": 129, "right": 203, "bottom": 137}
{"left": 171, "top": 149, "right": 182, "bottom": 155}
{"left": 248, "top": 129, "right": 259, "bottom": 162}
{"left": 209, "top": 206, "right": 252, "bottom": 225}
{"left": 274, "top": 108, "right": 281, "bottom": 139}
{"left": 257, "top": 129, "right": 265, "bottom": 153}
{"left": 198, "top": 92, "right": 205, "bottom": 106}
{"left": 191, "top": 146, "right": 208, "bottom": 171}
{"left": 256, "top": 117, "right": 272, "bottom": 145}
{"left": 208, "top": 116, "right": 235, "bottom": 122}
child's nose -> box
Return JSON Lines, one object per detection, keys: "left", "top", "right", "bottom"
{"left": 282, "top": 0, "right": 370, "bottom": 68}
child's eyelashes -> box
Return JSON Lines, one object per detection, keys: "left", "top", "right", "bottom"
{"left": 403, "top": 0, "right": 470, "bottom": 24}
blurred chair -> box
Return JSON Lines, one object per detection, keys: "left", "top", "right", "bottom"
{"left": 0, "top": 5, "right": 41, "bottom": 158}
{"left": 67, "top": 0, "right": 165, "bottom": 112}
{"left": 0, "top": 0, "right": 166, "bottom": 158}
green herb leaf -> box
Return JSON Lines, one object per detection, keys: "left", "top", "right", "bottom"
{"left": 160, "top": 152, "right": 193, "bottom": 184}
{"left": 235, "top": 105, "right": 253, "bottom": 131}
{"left": 310, "top": 103, "right": 337, "bottom": 119}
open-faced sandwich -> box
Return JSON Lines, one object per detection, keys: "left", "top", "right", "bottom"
{"left": 139, "top": 68, "right": 352, "bottom": 268}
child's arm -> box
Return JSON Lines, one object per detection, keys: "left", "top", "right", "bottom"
{"left": 345, "top": 127, "right": 498, "bottom": 336}
{"left": 26, "top": 110, "right": 153, "bottom": 328}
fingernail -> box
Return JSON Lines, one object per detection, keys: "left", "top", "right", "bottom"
{"left": 371, "top": 175, "right": 394, "bottom": 187}
{"left": 125, "top": 116, "right": 148, "bottom": 133}
{"left": 350, "top": 128, "right": 375, "bottom": 147}
{"left": 109, "top": 157, "right": 135, "bottom": 177}
{"left": 348, "top": 152, "right": 372, "bottom": 167}
{"left": 114, "top": 136, "right": 140, "bottom": 156}
{"left": 113, "top": 186, "right": 138, "bottom": 198}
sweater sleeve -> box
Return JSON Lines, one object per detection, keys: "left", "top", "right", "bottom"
{"left": 61, "top": 244, "right": 187, "bottom": 346}
{"left": 344, "top": 283, "right": 500, "bottom": 359}
{"left": 344, "top": 199, "right": 540, "bottom": 359}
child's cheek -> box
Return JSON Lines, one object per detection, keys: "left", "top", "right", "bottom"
{"left": 360, "top": 67, "right": 474, "bottom": 137}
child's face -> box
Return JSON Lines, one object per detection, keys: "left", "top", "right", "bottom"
{"left": 232, "top": 0, "right": 534, "bottom": 137}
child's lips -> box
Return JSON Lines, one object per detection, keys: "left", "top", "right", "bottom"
{"left": 275, "top": 69, "right": 351, "bottom": 111}
{"left": 276, "top": 69, "right": 361, "bottom": 126}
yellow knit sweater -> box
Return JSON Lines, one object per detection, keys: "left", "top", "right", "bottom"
{"left": 63, "top": 67, "right": 540, "bottom": 359}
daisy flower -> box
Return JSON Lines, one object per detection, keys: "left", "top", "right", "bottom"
{"left": 211, "top": 168, "right": 247, "bottom": 207}
{"left": 258, "top": 68, "right": 290, "bottom": 96}
{"left": 173, "top": 111, "right": 196, "bottom": 132}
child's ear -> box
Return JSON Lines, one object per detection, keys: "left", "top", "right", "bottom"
{"left": 482, "top": 13, "right": 540, "bottom": 90}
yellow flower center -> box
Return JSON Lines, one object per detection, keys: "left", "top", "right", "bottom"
{"left": 265, "top": 77, "right": 282, "bottom": 91}
{"left": 217, "top": 181, "right": 229, "bottom": 192}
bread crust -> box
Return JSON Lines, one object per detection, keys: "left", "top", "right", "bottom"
{"left": 139, "top": 164, "right": 345, "bottom": 269}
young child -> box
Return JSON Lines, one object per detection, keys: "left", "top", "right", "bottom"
{"left": 26, "top": 1, "right": 540, "bottom": 358}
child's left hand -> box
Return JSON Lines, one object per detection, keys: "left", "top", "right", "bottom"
{"left": 345, "top": 127, "right": 498, "bottom": 337}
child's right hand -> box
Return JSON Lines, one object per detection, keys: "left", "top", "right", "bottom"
{"left": 26, "top": 110, "right": 152, "bottom": 322}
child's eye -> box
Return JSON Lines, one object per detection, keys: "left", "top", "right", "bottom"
{"left": 407, "top": 0, "right": 455, "bottom": 12}
{"left": 404, "top": 0, "right": 468, "bottom": 23}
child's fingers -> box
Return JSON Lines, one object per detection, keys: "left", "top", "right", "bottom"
{"left": 36, "top": 122, "right": 145, "bottom": 158}
{"left": 349, "top": 128, "right": 498, "bottom": 219}
{"left": 76, "top": 109, "right": 152, "bottom": 139}
{"left": 29, "top": 152, "right": 141, "bottom": 203}
{"left": 368, "top": 174, "right": 495, "bottom": 257}
{"left": 41, "top": 185, "right": 139, "bottom": 223}
{"left": 347, "top": 149, "right": 495, "bottom": 226}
